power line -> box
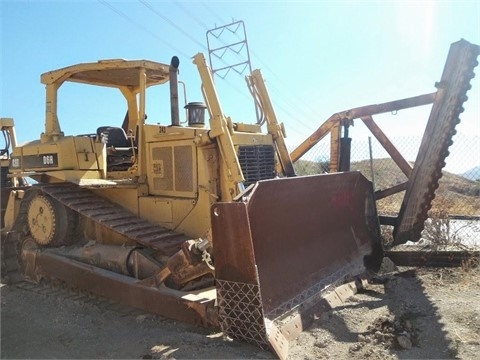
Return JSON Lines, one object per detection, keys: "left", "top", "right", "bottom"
{"left": 177, "top": 4, "right": 255, "bottom": 75}
{"left": 200, "top": 2, "right": 227, "bottom": 26}
{"left": 184, "top": 7, "right": 318, "bottom": 132}
{"left": 172, "top": 1, "right": 209, "bottom": 31}
{"left": 173, "top": 3, "right": 256, "bottom": 83}
{"left": 101, "top": 0, "right": 305, "bottom": 127}
{"left": 97, "top": 0, "right": 190, "bottom": 58}
{"left": 139, "top": 0, "right": 254, "bottom": 105}
{"left": 100, "top": 0, "right": 254, "bottom": 111}
{"left": 188, "top": 5, "right": 319, "bottom": 131}
{"left": 252, "top": 54, "right": 321, "bottom": 122}
{"left": 138, "top": 0, "right": 207, "bottom": 52}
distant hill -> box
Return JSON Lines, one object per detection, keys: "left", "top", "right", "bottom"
{"left": 294, "top": 158, "right": 480, "bottom": 216}
{"left": 462, "top": 166, "right": 480, "bottom": 181}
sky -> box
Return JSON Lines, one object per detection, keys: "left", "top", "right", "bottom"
{"left": 1, "top": 0, "right": 479, "bottom": 173}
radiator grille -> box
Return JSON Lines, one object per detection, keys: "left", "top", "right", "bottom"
{"left": 174, "top": 146, "right": 193, "bottom": 192}
{"left": 238, "top": 145, "right": 275, "bottom": 186}
{"left": 151, "top": 145, "right": 194, "bottom": 193}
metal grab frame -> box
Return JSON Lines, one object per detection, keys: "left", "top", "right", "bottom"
{"left": 289, "top": 39, "right": 480, "bottom": 245}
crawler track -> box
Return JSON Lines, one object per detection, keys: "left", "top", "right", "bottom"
{"left": 2, "top": 182, "right": 189, "bottom": 283}
{"left": 22, "top": 183, "right": 189, "bottom": 255}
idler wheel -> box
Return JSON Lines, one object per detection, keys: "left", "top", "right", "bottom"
{"left": 27, "top": 194, "right": 69, "bottom": 246}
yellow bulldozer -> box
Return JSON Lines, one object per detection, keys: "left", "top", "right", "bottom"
{"left": 1, "top": 39, "right": 478, "bottom": 359}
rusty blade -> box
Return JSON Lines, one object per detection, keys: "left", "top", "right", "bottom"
{"left": 246, "top": 171, "right": 382, "bottom": 316}
{"left": 212, "top": 171, "right": 383, "bottom": 357}
{"left": 212, "top": 202, "right": 271, "bottom": 351}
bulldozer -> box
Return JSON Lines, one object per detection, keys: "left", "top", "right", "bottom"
{"left": 1, "top": 39, "right": 478, "bottom": 359}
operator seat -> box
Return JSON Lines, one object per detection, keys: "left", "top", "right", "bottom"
{"left": 96, "top": 126, "right": 131, "bottom": 148}
{"left": 96, "top": 126, "right": 134, "bottom": 171}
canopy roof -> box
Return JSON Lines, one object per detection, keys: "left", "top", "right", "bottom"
{"left": 41, "top": 59, "right": 171, "bottom": 88}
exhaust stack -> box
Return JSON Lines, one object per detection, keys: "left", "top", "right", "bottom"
{"left": 169, "top": 56, "right": 180, "bottom": 126}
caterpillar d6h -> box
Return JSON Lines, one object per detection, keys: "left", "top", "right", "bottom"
{"left": 1, "top": 39, "right": 478, "bottom": 359}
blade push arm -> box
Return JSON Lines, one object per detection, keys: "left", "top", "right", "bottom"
{"left": 193, "top": 53, "right": 245, "bottom": 200}
{"left": 248, "top": 70, "right": 295, "bottom": 177}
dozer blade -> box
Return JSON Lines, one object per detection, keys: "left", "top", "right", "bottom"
{"left": 393, "top": 39, "right": 480, "bottom": 245}
{"left": 212, "top": 171, "right": 383, "bottom": 359}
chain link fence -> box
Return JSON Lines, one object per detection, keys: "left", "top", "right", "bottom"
{"left": 290, "top": 127, "right": 480, "bottom": 247}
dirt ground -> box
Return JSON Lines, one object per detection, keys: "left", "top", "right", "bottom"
{"left": 1, "top": 264, "right": 479, "bottom": 359}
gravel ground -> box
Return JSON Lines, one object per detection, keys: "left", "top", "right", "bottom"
{"left": 1, "top": 265, "right": 479, "bottom": 359}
